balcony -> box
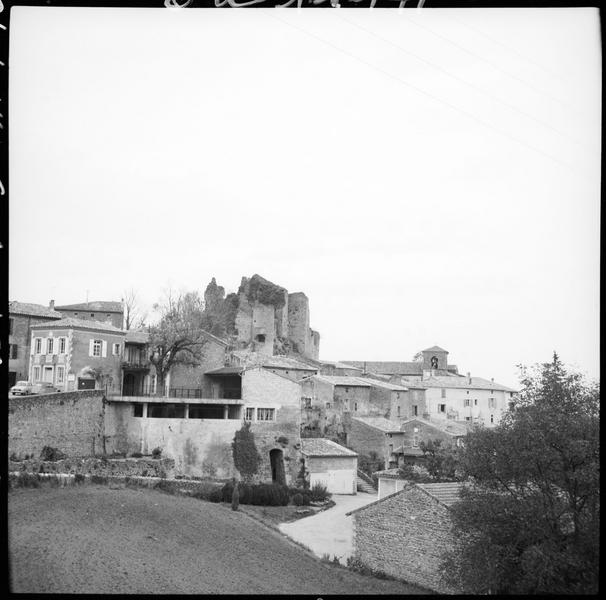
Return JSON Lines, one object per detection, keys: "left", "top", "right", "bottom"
{"left": 121, "top": 359, "right": 150, "bottom": 371}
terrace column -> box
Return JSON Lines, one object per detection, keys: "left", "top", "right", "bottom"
{"left": 184, "top": 403, "right": 189, "bottom": 419}
{"left": 143, "top": 402, "right": 148, "bottom": 418}
{"left": 223, "top": 405, "right": 229, "bottom": 419}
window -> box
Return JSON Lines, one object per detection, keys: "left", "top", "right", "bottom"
{"left": 34, "top": 338, "right": 42, "bottom": 354}
{"left": 301, "top": 397, "right": 312, "bottom": 409}
{"left": 56, "top": 366, "right": 65, "bottom": 383}
{"left": 354, "top": 402, "right": 358, "bottom": 412}
{"left": 397, "top": 406, "right": 400, "bottom": 416}
{"left": 113, "top": 343, "right": 121, "bottom": 356}
{"left": 47, "top": 338, "right": 54, "bottom": 354}
{"left": 326, "top": 402, "right": 331, "bottom": 409}
{"left": 490, "top": 414, "right": 494, "bottom": 424}
{"left": 92, "top": 339, "right": 102, "bottom": 357}
{"left": 74, "top": 312, "right": 78, "bottom": 316}
{"left": 33, "top": 366, "right": 41, "bottom": 381}
{"left": 388, "top": 444, "right": 393, "bottom": 454}
{"left": 106, "top": 314, "right": 111, "bottom": 319}
{"left": 147, "top": 403, "right": 186, "bottom": 419}
{"left": 90, "top": 313, "right": 95, "bottom": 317}
{"left": 488, "top": 397, "right": 496, "bottom": 409}
{"left": 345, "top": 387, "right": 349, "bottom": 393}
{"left": 438, "top": 404, "right": 446, "bottom": 413}
{"left": 474, "top": 398, "right": 478, "bottom": 406}
{"left": 59, "top": 337, "right": 66, "bottom": 354}
{"left": 10, "top": 344, "right": 18, "bottom": 359}
{"left": 257, "top": 408, "right": 275, "bottom": 421}
{"left": 466, "top": 390, "right": 469, "bottom": 395}
{"left": 465, "top": 416, "right": 472, "bottom": 422}
{"left": 9, "top": 318, "right": 13, "bottom": 335}
{"left": 464, "top": 398, "right": 470, "bottom": 407}
{"left": 133, "top": 404, "right": 144, "bottom": 417}
{"left": 441, "top": 389, "right": 446, "bottom": 398}
{"left": 412, "top": 436, "right": 419, "bottom": 447}
{"left": 413, "top": 405, "right": 418, "bottom": 416}
{"left": 245, "top": 407, "right": 255, "bottom": 421}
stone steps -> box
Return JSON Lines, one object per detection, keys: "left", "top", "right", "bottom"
{"left": 356, "top": 476, "right": 376, "bottom": 494}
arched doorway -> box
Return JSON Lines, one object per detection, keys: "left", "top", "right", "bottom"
{"left": 269, "top": 449, "right": 286, "bottom": 485}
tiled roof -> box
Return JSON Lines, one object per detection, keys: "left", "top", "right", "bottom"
{"left": 414, "top": 375, "right": 516, "bottom": 393}
{"left": 352, "top": 416, "right": 402, "bottom": 433}
{"left": 399, "top": 417, "right": 470, "bottom": 437}
{"left": 55, "top": 301, "right": 124, "bottom": 313}
{"left": 231, "top": 351, "right": 316, "bottom": 371}
{"left": 341, "top": 361, "right": 424, "bottom": 375}
{"left": 205, "top": 366, "right": 244, "bottom": 375}
{"left": 417, "top": 482, "right": 466, "bottom": 507}
{"left": 312, "top": 375, "right": 372, "bottom": 387}
{"left": 354, "top": 377, "right": 408, "bottom": 392}
{"left": 393, "top": 446, "right": 425, "bottom": 457}
{"left": 372, "top": 468, "right": 402, "bottom": 479}
{"left": 320, "top": 360, "right": 363, "bottom": 371}
{"left": 300, "top": 438, "right": 358, "bottom": 457}
{"left": 346, "top": 481, "right": 467, "bottom": 516}
{"left": 125, "top": 329, "right": 149, "bottom": 344}
{"left": 9, "top": 301, "right": 63, "bottom": 319}
{"left": 31, "top": 317, "right": 126, "bottom": 334}
{"left": 422, "top": 345, "right": 449, "bottom": 353}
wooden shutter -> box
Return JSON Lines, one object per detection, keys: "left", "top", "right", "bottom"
{"left": 89, "top": 339, "right": 94, "bottom": 357}
{"left": 102, "top": 340, "right": 107, "bottom": 358}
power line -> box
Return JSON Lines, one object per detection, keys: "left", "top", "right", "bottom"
{"left": 336, "top": 12, "right": 591, "bottom": 153}
{"left": 268, "top": 12, "right": 585, "bottom": 174}
{"left": 398, "top": 11, "right": 583, "bottom": 117}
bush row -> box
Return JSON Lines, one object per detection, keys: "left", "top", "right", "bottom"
{"left": 210, "top": 481, "right": 331, "bottom": 506}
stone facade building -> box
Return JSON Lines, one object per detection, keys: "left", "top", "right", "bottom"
{"left": 54, "top": 300, "right": 124, "bottom": 330}
{"left": 348, "top": 482, "right": 465, "bottom": 593}
{"left": 8, "top": 301, "right": 62, "bottom": 387}
{"left": 29, "top": 317, "right": 125, "bottom": 392}
{"left": 300, "top": 438, "right": 358, "bottom": 495}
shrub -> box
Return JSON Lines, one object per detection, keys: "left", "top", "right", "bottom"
{"left": 130, "top": 452, "right": 143, "bottom": 458}
{"left": 231, "top": 482, "right": 240, "bottom": 511}
{"left": 40, "top": 446, "right": 66, "bottom": 462}
{"left": 14, "top": 472, "right": 40, "bottom": 488}
{"left": 310, "top": 482, "right": 330, "bottom": 502}
{"left": 74, "top": 473, "right": 86, "bottom": 485}
{"left": 151, "top": 447, "right": 162, "bottom": 459}
{"left": 292, "top": 493, "right": 304, "bottom": 506}
{"left": 90, "top": 475, "right": 108, "bottom": 485}
{"left": 208, "top": 488, "right": 223, "bottom": 503}
{"left": 238, "top": 482, "right": 253, "bottom": 505}
{"left": 220, "top": 481, "right": 289, "bottom": 506}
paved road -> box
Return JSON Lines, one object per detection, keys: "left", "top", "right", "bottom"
{"left": 279, "top": 491, "right": 378, "bottom": 563}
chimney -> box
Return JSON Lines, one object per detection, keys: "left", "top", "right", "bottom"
{"left": 467, "top": 371, "right": 471, "bottom": 384}
{"left": 491, "top": 377, "right": 494, "bottom": 383}
{"left": 49, "top": 299, "right": 55, "bottom": 310}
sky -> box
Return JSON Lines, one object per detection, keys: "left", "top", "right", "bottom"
{"left": 8, "top": 6, "right": 601, "bottom": 388}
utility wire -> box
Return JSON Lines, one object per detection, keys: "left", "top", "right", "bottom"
{"left": 269, "top": 11, "right": 586, "bottom": 175}
{"left": 398, "top": 11, "right": 583, "bottom": 117}
{"left": 336, "top": 12, "right": 592, "bottom": 152}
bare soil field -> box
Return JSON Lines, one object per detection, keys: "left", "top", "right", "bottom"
{"left": 9, "top": 485, "right": 426, "bottom": 594}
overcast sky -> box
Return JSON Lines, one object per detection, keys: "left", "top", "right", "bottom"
{"left": 9, "top": 6, "right": 601, "bottom": 387}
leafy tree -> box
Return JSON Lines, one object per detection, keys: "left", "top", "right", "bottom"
{"left": 147, "top": 289, "right": 209, "bottom": 397}
{"left": 232, "top": 421, "right": 261, "bottom": 482}
{"left": 442, "top": 353, "right": 599, "bottom": 594}
{"left": 418, "top": 439, "right": 460, "bottom": 481}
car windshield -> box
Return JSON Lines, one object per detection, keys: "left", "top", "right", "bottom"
{"left": 15, "top": 381, "right": 29, "bottom": 386}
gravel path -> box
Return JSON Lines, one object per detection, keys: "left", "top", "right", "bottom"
{"left": 9, "top": 486, "right": 425, "bottom": 594}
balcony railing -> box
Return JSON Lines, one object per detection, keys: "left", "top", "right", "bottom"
{"left": 108, "top": 384, "right": 242, "bottom": 399}
{"left": 121, "top": 359, "right": 150, "bottom": 370}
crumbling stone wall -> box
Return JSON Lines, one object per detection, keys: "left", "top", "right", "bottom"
{"left": 9, "top": 456, "right": 175, "bottom": 478}
{"left": 352, "top": 486, "right": 458, "bottom": 593}
{"left": 9, "top": 390, "right": 105, "bottom": 458}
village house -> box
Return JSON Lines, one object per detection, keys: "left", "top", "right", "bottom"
{"left": 342, "top": 345, "right": 516, "bottom": 427}
{"left": 29, "top": 317, "right": 125, "bottom": 392}
{"left": 347, "top": 481, "right": 466, "bottom": 593}
{"left": 347, "top": 416, "right": 404, "bottom": 469}
{"left": 229, "top": 350, "right": 318, "bottom": 382}
{"left": 105, "top": 364, "right": 303, "bottom": 482}
{"left": 54, "top": 300, "right": 124, "bottom": 330}
{"left": 300, "top": 438, "right": 358, "bottom": 495}
{"left": 8, "top": 300, "right": 62, "bottom": 388}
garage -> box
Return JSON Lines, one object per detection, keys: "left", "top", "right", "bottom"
{"left": 301, "top": 438, "right": 358, "bottom": 495}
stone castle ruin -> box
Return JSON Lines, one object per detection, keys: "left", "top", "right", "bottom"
{"left": 202, "top": 274, "right": 320, "bottom": 360}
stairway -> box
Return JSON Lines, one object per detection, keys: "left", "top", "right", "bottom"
{"left": 356, "top": 476, "right": 376, "bottom": 495}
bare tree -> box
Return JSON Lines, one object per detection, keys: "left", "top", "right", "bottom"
{"left": 147, "top": 288, "right": 209, "bottom": 397}
{"left": 123, "top": 288, "right": 147, "bottom": 330}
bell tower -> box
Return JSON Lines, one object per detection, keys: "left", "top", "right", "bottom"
{"left": 421, "top": 345, "right": 449, "bottom": 373}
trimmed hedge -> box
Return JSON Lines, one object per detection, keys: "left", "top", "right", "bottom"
{"left": 220, "top": 482, "right": 290, "bottom": 506}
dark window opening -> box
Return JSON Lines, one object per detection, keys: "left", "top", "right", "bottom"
{"left": 413, "top": 405, "right": 418, "bottom": 416}
{"left": 147, "top": 403, "right": 186, "bottom": 419}
{"left": 133, "top": 404, "right": 144, "bottom": 417}
{"left": 189, "top": 404, "right": 225, "bottom": 419}
{"left": 9, "top": 318, "right": 13, "bottom": 335}
{"left": 256, "top": 334, "right": 266, "bottom": 343}
{"left": 439, "top": 404, "right": 446, "bottom": 413}
{"left": 10, "top": 344, "right": 18, "bottom": 359}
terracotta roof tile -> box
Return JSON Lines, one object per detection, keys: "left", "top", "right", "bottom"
{"left": 300, "top": 438, "right": 358, "bottom": 457}
{"left": 31, "top": 317, "right": 126, "bottom": 334}
{"left": 9, "top": 301, "right": 63, "bottom": 319}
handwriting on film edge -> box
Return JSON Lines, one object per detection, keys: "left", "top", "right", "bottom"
{"left": 165, "top": 0, "right": 427, "bottom": 7}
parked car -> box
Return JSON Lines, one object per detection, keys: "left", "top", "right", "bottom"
{"left": 31, "top": 382, "right": 61, "bottom": 395}
{"left": 10, "top": 381, "right": 34, "bottom": 396}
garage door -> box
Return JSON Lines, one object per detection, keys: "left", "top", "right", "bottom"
{"left": 310, "top": 469, "right": 355, "bottom": 495}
